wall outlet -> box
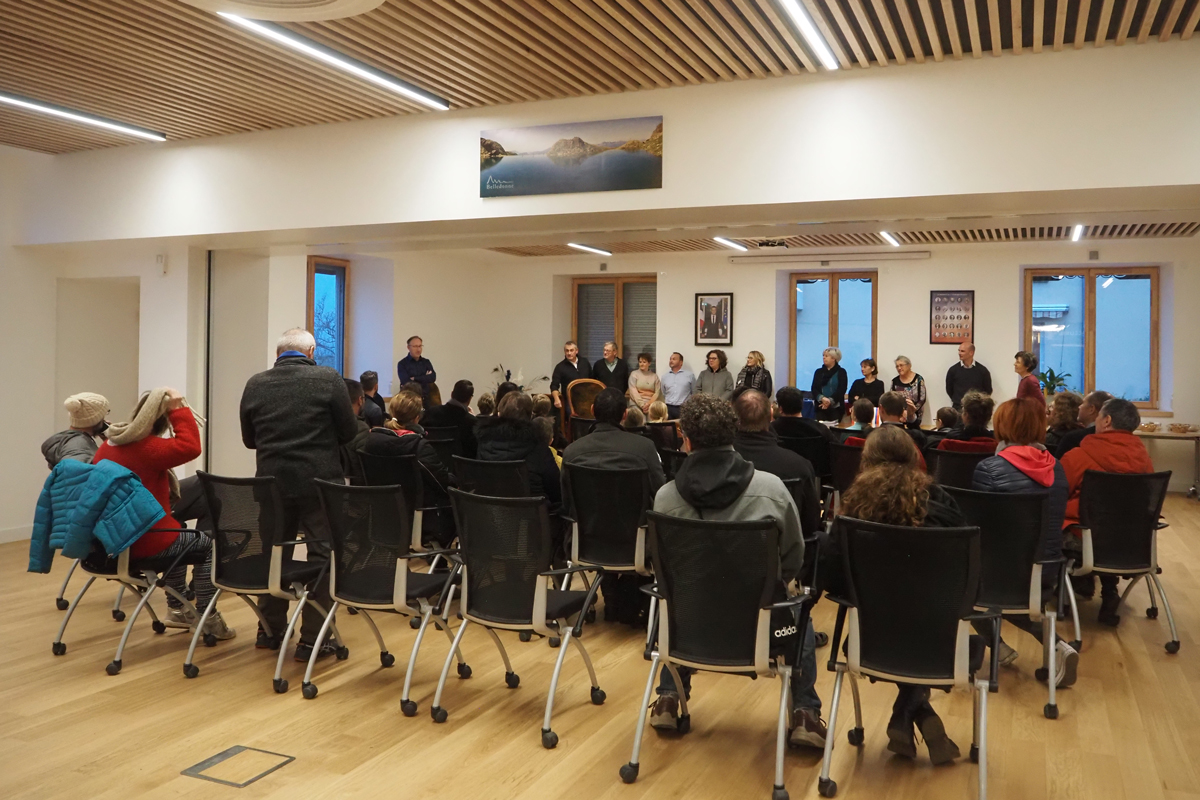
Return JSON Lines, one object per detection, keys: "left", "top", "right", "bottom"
{"left": 599, "top": 262, "right": 608, "bottom": 271}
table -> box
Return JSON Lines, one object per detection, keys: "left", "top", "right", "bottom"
{"left": 1135, "top": 429, "right": 1200, "bottom": 499}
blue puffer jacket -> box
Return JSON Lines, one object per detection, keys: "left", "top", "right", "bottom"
{"left": 28, "top": 459, "right": 166, "bottom": 574}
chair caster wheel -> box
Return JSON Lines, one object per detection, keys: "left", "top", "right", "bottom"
{"left": 549, "top": 637, "right": 561, "bottom": 648}
{"left": 1146, "top": 607, "right": 1158, "bottom": 619}
{"left": 619, "top": 763, "right": 639, "bottom": 784}
{"left": 772, "top": 787, "right": 790, "bottom": 800}
{"left": 1069, "top": 640, "right": 1082, "bottom": 653}
{"left": 336, "top": 646, "right": 350, "bottom": 660}
{"left": 273, "top": 678, "right": 288, "bottom": 694}
{"left": 1166, "top": 640, "right": 1180, "bottom": 654}
{"left": 505, "top": 671, "right": 520, "bottom": 689}
{"left": 677, "top": 714, "right": 691, "bottom": 734}
{"left": 52, "top": 642, "right": 66, "bottom": 656}
{"left": 183, "top": 663, "right": 199, "bottom": 679}
{"left": 409, "top": 616, "right": 420, "bottom": 629}
{"left": 347, "top": 607, "right": 359, "bottom": 615}
{"left": 204, "top": 633, "right": 217, "bottom": 648}
{"left": 431, "top": 706, "right": 448, "bottom": 723}
{"left": 847, "top": 727, "right": 864, "bottom": 746}
{"left": 1044, "top": 703, "right": 1058, "bottom": 719}
{"left": 970, "top": 744, "right": 979, "bottom": 763}
{"left": 815, "top": 631, "right": 829, "bottom": 648}
{"left": 584, "top": 608, "right": 596, "bottom": 623}
{"left": 56, "top": 598, "right": 69, "bottom": 611}
{"left": 457, "top": 662, "right": 472, "bottom": 679}
{"left": 541, "top": 729, "right": 558, "bottom": 749}
{"left": 302, "top": 683, "right": 318, "bottom": 700}
{"left": 817, "top": 777, "right": 837, "bottom": 797}
{"left": 519, "top": 631, "right": 532, "bottom": 642}
{"left": 381, "top": 652, "right": 396, "bottom": 667}
{"left": 106, "top": 660, "right": 122, "bottom": 676}
{"left": 152, "top": 621, "right": 166, "bottom": 634}
{"left": 591, "top": 687, "right": 606, "bottom": 705}
{"left": 1034, "top": 667, "right": 1049, "bottom": 682}
{"left": 401, "top": 699, "right": 417, "bottom": 717}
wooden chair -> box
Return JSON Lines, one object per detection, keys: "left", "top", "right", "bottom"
{"left": 563, "top": 378, "right": 606, "bottom": 442}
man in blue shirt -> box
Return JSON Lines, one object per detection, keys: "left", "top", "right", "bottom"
{"left": 396, "top": 335, "right": 436, "bottom": 397}
{"left": 659, "top": 352, "right": 694, "bottom": 419}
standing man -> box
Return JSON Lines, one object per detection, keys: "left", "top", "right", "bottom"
{"left": 396, "top": 336, "right": 436, "bottom": 399}
{"left": 550, "top": 340, "right": 591, "bottom": 415}
{"left": 359, "top": 370, "right": 386, "bottom": 426}
{"left": 240, "top": 328, "right": 360, "bottom": 661}
{"left": 945, "top": 342, "right": 992, "bottom": 411}
{"left": 659, "top": 352, "right": 694, "bottom": 419}
{"left": 593, "top": 341, "right": 630, "bottom": 393}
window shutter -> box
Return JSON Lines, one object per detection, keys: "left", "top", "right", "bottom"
{"left": 622, "top": 281, "right": 657, "bottom": 369}
{"left": 576, "top": 283, "right": 615, "bottom": 364}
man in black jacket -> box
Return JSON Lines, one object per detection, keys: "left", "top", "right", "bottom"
{"left": 359, "top": 370, "right": 385, "bottom": 427}
{"left": 593, "top": 341, "right": 630, "bottom": 393}
{"left": 422, "top": 379, "right": 478, "bottom": 458}
{"left": 1054, "top": 390, "right": 1112, "bottom": 459}
{"left": 340, "top": 378, "right": 371, "bottom": 483}
{"left": 550, "top": 341, "right": 591, "bottom": 415}
{"left": 771, "top": 386, "right": 838, "bottom": 443}
{"left": 240, "top": 328, "right": 360, "bottom": 660}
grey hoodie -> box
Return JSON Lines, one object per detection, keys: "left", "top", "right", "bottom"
{"left": 41, "top": 429, "right": 99, "bottom": 469}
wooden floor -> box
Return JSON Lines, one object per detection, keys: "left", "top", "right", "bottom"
{"left": 3, "top": 496, "right": 1198, "bottom": 800}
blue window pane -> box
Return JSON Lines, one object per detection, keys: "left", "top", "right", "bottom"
{"left": 795, "top": 279, "right": 830, "bottom": 385}
{"left": 1095, "top": 274, "right": 1151, "bottom": 401}
{"left": 312, "top": 268, "right": 344, "bottom": 371}
{"left": 838, "top": 278, "right": 873, "bottom": 373}
{"left": 1031, "top": 275, "right": 1084, "bottom": 394}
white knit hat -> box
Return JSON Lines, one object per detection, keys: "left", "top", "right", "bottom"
{"left": 64, "top": 392, "right": 110, "bottom": 428}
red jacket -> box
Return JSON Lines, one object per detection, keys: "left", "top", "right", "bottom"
{"left": 93, "top": 408, "right": 202, "bottom": 557}
{"left": 1061, "top": 430, "right": 1154, "bottom": 527}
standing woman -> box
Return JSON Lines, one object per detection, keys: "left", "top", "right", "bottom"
{"left": 847, "top": 358, "right": 885, "bottom": 407}
{"left": 628, "top": 352, "right": 664, "bottom": 413}
{"left": 1014, "top": 351, "right": 1045, "bottom": 407}
{"left": 810, "top": 347, "right": 849, "bottom": 422}
{"left": 696, "top": 349, "right": 735, "bottom": 401}
{"left": 735, "top": 350, "right": 773, "bottom": 398}
{"left": 891, "top": 356, "right": 927, "bottom": 429}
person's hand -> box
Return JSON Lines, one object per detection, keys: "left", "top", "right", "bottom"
{"left": 164, "top": 387, "right": 186, "bottom": 411}
{"left": 906, "top": 398, "right": 916, "bottom": 411}
{"left": 553, "top": 396, "right": 563, "bottom": 409}
{"left": 819, "top": 397, "right": 830, "bottom": 409}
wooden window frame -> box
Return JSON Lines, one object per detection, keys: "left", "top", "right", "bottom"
{"left": 306, "top": 256, "right": 350, "bottom": 375}
{"left": 1022, "top": 266, "right": 1159, "bottom": 408}
{"left": 787, "top": 271, "right": 879, "bottom": 386}
{"left": 571, "top": 275, "right": 657, "bottom": 359}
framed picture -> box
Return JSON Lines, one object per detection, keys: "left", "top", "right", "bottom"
{"left": 930, "top": 290, "right": 974, "bottom": 344}
{"left": 695, "top": 293, "right": 733, "bottom": 346}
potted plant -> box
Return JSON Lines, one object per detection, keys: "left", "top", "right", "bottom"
{"left": 1038, "top": 368, "right": 1070, "bottom": 399}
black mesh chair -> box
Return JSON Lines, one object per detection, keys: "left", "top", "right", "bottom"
{"left": 452, "top": 455, "right": 531, "bottom": 498}
{"left": 945, "top": 487, "right": 1073, "bottom": 718}
{"left": 182, "top": 473, "right": 338, "bottom": 693}
{"left": 358, "top": 452, "right": 449, "bottom": 556}
{"left": 828, "top": 442, "right": 862, "bottom": 515}
{"left": 779, "top": 435, "right": 831, "bottom": 479}
{"left": 426, "top": 438, "right": 460, "bottom": 470}
{"left": 644, "top": 422, "right": 682, "bottom": 452}
{"left": 300, "top": 480, "right": 468, "bottom": 709}
{"left": 933, "top": 450, "right": 992, "bottom": 489}
{"left": 1071, "top": 470, "right": 1178, "bottom": 653}
{"left": 433, "top": 489, "right": 604, "bottom": 749}
{"left": 562, "top": 463, "right": 652, "bottom": 575}
{"left": 569, "top": 416, "right": 597, "bottom": 441}
{"left": 423, "top": 425, "right": 460, "bottom": 441}
{"left": 659, "top": 448, "right": 688, "bottom": 482}
{"left": 818, "top": 518, "right": 995, "bottom": 799}
{"left": 618, "top": 513, "right": 809, "bottom": 800}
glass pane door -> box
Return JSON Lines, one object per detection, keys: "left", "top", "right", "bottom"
{"left": 794, "top": 279, "right": 830, "bottom": 385}
{"left": 1031, "top": 275, "right": 1085, "bottom": 394}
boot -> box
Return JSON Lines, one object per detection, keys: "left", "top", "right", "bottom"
{"left": 913, "top": 701, "right": 960, "bottom": 765}
{"left": 886, "top": 686, "right": 926, "bottom": 759}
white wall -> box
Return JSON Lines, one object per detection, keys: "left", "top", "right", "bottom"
{"left": 344, "top": 254, "right": 396, "bottom": 385}
{"left": 54, "top": 278, "right": 140, "bottom": 431}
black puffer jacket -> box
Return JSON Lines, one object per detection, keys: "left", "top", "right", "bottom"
{"left": 475, "top": 416, "right": 562, "bottom": 509}
{"left": 972, "top": 453, "right": 1067, "bottom": 570}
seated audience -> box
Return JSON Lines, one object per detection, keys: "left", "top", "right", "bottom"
{"left": 872, "top": 391, "right": 928, "bottom": 451}
{"left": 423, "top": 381, "right": 443, "bottom": 411}
{"left": 476, "top": 392, "right": 496, "bottom": 417}
{"left": 594, "top": 341, "right": 631, "bottom": 392}
{"left": 1014, "top": 351, "right": 1045, "bottom": 407}
{"left": 736, "top": 350, "right": 774, "bottom": 400}
{"left": 935, "top": 406, "right": 960, "bottom": 432}
{"left": 836, "top": 425, "right": 966, "bottom": 764}
{"left": 628, "top": 353, "right": 664, "bottom": 413}
{"left": 476, "top": 391, "right": 562, "bottom": 511}
{"left": 43, "top": 392, "right": 110, "bottom": 468}
{"left": 532, "top": 415, "right": 562, "bottom": 468}
{"left": 647, "top": 400, "right": 669, "bottom": 423}
{"left": 1045, "top": 391, "right": 1084, "bottom": 452}
{"left": 359, "top": 370, "right": 385, "bottom": 427}
{"left": 811, "top": 347, "right": 848, "bottom": 422}
{"left": 971, "top": 399, "right": 1077, "bottom": 685}
{"left": 494, "top": 381, "right": 520, "bottom": 410}
{"left": 531, "top": 393, "right": 554, "bottom": 419}
{"left": 650, "top": 394, "right": 825, "bottom": 749}
{"left": 937, "top": 390, "right": 996, "bottom": 450}
{"left": 340, "top": 379, "right": 371, "bottom": 483}
{"left": 732, "top": 390, "right": 821, "bottom": 537}
{"left": 845, "top": 398, "right": 876, "bottom": 432}
{"left": 420, "top": 379, "right": 478, "bottom": 458}
{"left": 772, "top": 386, "right": 838, "bottom": 443}
{"left": 1061, "top": 398, "right": 1154, "bottom": 625}
{"left": 622, "top": 405, "right": 647, "bottom": 433}
{"left": 1055, "top": 391, "right": 1113, "bottom": 458}
{"left": 847, "top": 358, "right": 885, "bottom": 408}
{"left": 696, "top": 349, "right": 734, "bottom": 401}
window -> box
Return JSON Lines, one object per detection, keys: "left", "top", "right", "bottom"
{"left": 572, "top": 276, "right": 657, "bottom": 369}
{"left": 789, "top": 271, "right": 877, "bottom": 385}
{"left": 1024, "top": 267, "right": 1159, "bottom": 406}
{"left": 307, "top": 256, "right": 348, "bottom": 373}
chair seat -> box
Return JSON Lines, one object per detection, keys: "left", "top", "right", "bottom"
{"left": 861, "top": 635, "right": 986, "bottom": 684}
{"left": 546, "top": 589, "right": 589, "bottom": 621}
{"left": 280, "top": 559, "right": 326, "bottom": 586}
{"left": 132, "top": 550, "right": 209, "bottom": 574}
{"left": 406, "top": 570, "right": 456, "bottom": 600}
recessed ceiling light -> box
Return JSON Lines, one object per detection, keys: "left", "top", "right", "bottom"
{"left": 567, "top": 243, "right": 613, "bottom": 256}
{"left": 218, "top": 13, "right": 450, "bottom": 111}
{"left": 777, "top": 0, "right": 840, "bottom": 70}
{"left": 1071, "top": 224, "right": 1084, "bottom": 242}
{"left": 880, "top": 231, "right": 901, "bottom": 247}
{"left": 713, "top": 237, "right": 748, "bottom": 252}
{"left": 0, "top": 91, "right": 166, "bottom": 142}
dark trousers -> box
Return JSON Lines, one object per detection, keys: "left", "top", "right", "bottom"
{"left": 666, "top": 404, "right": 682, "bottom": 420}
{"left": 257, "top": 494, "right": 333, "bottom": 643}
{"left": 815, "top": 405, "right": 843, "bottom": 422}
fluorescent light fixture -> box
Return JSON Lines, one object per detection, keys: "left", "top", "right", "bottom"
{"left": 880, "top": 231, "right": 901, "bottom": 247}
{"left": 218, "top": 13, "right": 450, "bottom": 111}
{"left": 567, "top": 243, "right": 612, "bottom": 256}
{"left": 1032, "top": 324, "right": 1066, "bottom": 332}
{"left": 1101, "top": 276, "right": 1114, "bottom": 289}
{"left": 1071, "top": 224, "right": 1084, "bottom": 242}
{"left": 778, "top": 0, "right": 839, "bottom": 70}
{"left": 0, "top": 91, "right": 166, "bottom": 141}
{"left": 713, "top": 236, "right": 748, "bottom": 252}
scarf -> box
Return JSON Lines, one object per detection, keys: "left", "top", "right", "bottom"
{"left": 105, "top": 387, "right": 206, "bottom": 503}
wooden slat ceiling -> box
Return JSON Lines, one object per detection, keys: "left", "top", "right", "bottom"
{"left": 1, "top": 0, "right": 1198, "bottom": 154}
{"left": 488, "top": 220, "right": 1200, "bottom": 255}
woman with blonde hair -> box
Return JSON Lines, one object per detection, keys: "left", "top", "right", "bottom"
{"left": 736, "top": 350, "right": 773, "bottom": 399}
{"left": 646, "top": 400, "right": 669, "bottom": 424}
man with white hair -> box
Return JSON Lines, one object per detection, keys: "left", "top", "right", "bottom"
{"left": 240, "top": 328, "right": 359, "bottom": 661}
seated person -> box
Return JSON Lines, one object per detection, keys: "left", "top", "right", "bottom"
{"left": 772, "top": 386, "right": 838, "bottom": 443}
{"left": 972, "top": 399, "right": 1077, "bottom": 686}
{"left": 358, "top": 371, "right": 385, "bottom": 428}
{"left": 476, "top": 392, "right": 496, "bottom": 418}
{"left": 420, "top": 379, "right": 478, "bottom": 458}
{"left": 43, "top": 392, "right": 110, "bottom": 468}
{"left": 476, "top": 391, "right": 562, "bottom": 511}
{"left": 871, "top": 391, "right": 928, "bottom": 452}
{"left": 562, "top": 388, "right": 665, "bottom": 493}
{"left": 835, "top": 425, "right": 966, "bottom": 765}
{"left": 844, "top": 398, "right": 876, "bottom": 432}
{"left": 1061, "top": 398, "right": 1154, "bottom": 625}
{"left": 532, "top": 393, "right": 554, "bottom": 419}
{"left": 339, "top": 379, "right": 371, "bottom": 483}
{"left": 650, "top": 394, "right": 826, "bottom": 749}
{"left": 924, "top": 406, "right": 961, "bottom": 448}
{"left": 1045, "top": 391, "right": 1084, "bottom": 452}
{"left": 647, "top": 400, "right": 669, "bottom": 424}
{"left": 937, "top": 390, "right": 995, "bottom": 449}
{"left": 622, "top": 405, "right": 647, "bottom": 434}
{"left": 732, "top": 390, "right": 821, "bottom": 537}
{"left": 532, "top": 415, "right": 562, "bottom": 469}
{"left": 1054, "top": 391, "right": 1112, "bottom": 459}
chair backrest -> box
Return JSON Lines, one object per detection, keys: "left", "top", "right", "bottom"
{"left": 357, "top": 451, "right": 425, "bottom": 517}
{"left": 563, "top": 463, "right": 650, "bottom": 567}
{"left": 566, "top": 378, "right": 606, "bottom": 418}
{"left": 197, "top": 471, "right": 285, "bottom": 591}
{"left": 423, "top": 426, "right": 460, "bottom": 441}
{"left": 647, "top": 512, "right": 779, "bottom": 668}
{"left": 837, "top": 516, "right": 980, "bottom": 682}
{"left": 939, "top": 438, "right": 997, "bottom": 454}
{"left": 449, "top": 489, "right": 553, "bottom": 625}
{"left": 778, "top": 435, "right": 830, "bottom": 478}
{"left": 315, "top": 480, "right": 409, "bottom": 607}
{"left": 569, "top": 416, "right": 597, "bottom": 441}
{"left": 933, "top": 450, "right": 992, "bottom": 489}
{"left": 426, "top": 438, "right": 460, "bottom": 469}
{"left": 644, "top": 421, "right": 682, "bottom": 451}
{"left": 659, "top": 448, "right": 688, "bottom": 481}
{"left": 1079, "top": 470, "right": 1171, "bottom": 572}
{"left": 829, "top": 442, "right": 863, "bottom": 494}
{"left": 944, "top": 487, "right": 1047, "bottom": 611}
{"left": 452, "top": 455, "right": 531, "bottom": 498}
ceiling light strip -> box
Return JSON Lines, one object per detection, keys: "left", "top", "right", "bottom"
{"left": 0, "top": 91, "right": 166, "bottom": 142}
{"left": 1071, "top": 224, "right": 1084, "bottom": 242}
{"left": 713, "top": 236, "right": 749, "bottom": 252}
{"left": 777, "top": 0, "right": 840, "bottom": 70}
{"left": 218, "top": 13, "right": 450, "bottom": 111}
{"left": 880, "top": 231, "right": 901, "bottom": 247}
{"left": 567, "top": 243, "right": 613, "bottom": 256}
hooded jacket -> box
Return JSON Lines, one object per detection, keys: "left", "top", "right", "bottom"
{"left": 973, "top": 444, "right": 1068, "bottom": 569}
{"left": 1061, "top": 430, "right": 1154, "bottom": 526}
{"left": 652, "top": 446, "right": 803, "bottom": 582}
{"left": 41, "top": 429, "right": 101, "bottom": 469}
{"left": 475, "top": 415, "right": 562, "bottom": 508}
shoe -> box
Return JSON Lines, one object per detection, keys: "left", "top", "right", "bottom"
{"left": 789, "top": 707, "right": 827, "bottom": 748}
{"left": 294, "top": 640, "right": 338, "bottom": 662}
{"left": 649, "top": 692, "right": 680, "bottom": 731}
{"left": 914, "top": 706, "right": 960, "bottom": 765}
{"left": 997, "top": 640, "right": 1019, "bottom": 667}
{"left": 886, "top": 714, "right": 917, "bottom": 759}
{"left": 1055, "top": 641, "right": 1079, "bottom": 688}
{"left": 1069, "top": 573, "right": 1095, "bottom": 600}
{"left": 1098, "top": 594, "right": 1121, "bottom": 627}
{"left": 202, "top": 610, "right": 236, "bottom": 641}
{"left": 167, "top": 606, "right": 199, "bottom": 627}
{"left": 256, "top": 628, "right": 281, "bottom": 650}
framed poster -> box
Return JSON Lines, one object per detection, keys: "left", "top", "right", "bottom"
{"left": 696, "top": 293, "right": 733, "bottom": 346}
{"left": 930, "top": 290, "right": 974, "bottom": 344}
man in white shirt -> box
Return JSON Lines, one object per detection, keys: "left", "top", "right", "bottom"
{"left": 659, "top": 352, "right": 695, "bottom": 419}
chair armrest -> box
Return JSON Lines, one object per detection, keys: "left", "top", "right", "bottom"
{"left": 963, "top": 610, "right": 1003, "bottom": 622}
{"left": 540, "top": 565, "right": 603, "bottom": 578}
{"left": 824, "top": 594, "right": 854, "bottom": 607}
{"left": 398, "top": 547, "right": 460, "bottom": 560}
{"left": 765, "top": 589, "right": 811, "bottom": 612}
{"left": 571, "top": 575, "right": 605, "bottom": 637}
{"left": 639, "top": 583, "right": 664, "bottom": 601}
{"left": 1035, "top": 557, "right": 1066, "bottom": 566}
{"left": 416, "top": 504, "right": 451, "bottom": 513}
{"left": 152, "top": 541, "right": 204, "bottom": 588}
{"left": 274, "top": 538, "right": 307, "bottom": 548}
{"left": 559, "top": 514, "right": 577, "bottom": 524}
{"left": 826, "top": 604, "right": 849, "bottom": 672}
{"left": 963, "top": 610, "right": 1002, "bottom": 693}
{"left": 1155, "top": 521, "right": 1169, "bottom": 530}
{"left": 433, "top": 562, "right": 463, "bottom": 616}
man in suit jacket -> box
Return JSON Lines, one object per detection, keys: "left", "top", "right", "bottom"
{"left": 701, "top": 304, "right": 725, "bottom": 339}
{"left": 593, "top": 341, "right": 630, "bottom": 393}
{"left": 422, "top": 379, "right": 478, "bottom": 459}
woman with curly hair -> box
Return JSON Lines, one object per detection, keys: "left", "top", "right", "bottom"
{"left": 1045, "top": 391, "right": 1084, "bottom": 451}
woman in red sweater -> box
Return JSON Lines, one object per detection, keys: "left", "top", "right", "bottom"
{"left": 1013, "top": 351, "right": 1046, "bottom": 408}
{"left": 94, "top": 387, "right": 234, "bottom": 640}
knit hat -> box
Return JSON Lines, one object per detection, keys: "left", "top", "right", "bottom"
{"left": 64, "top": 392, "right": 110, "bottom": 429}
